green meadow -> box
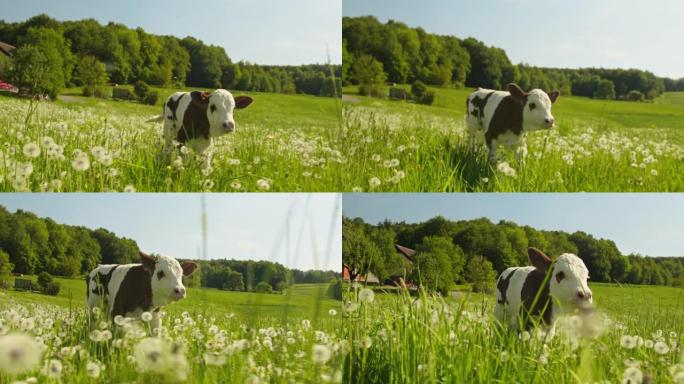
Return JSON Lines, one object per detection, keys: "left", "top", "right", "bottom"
{"left": 0, "top": 276, "right": 343, "bottom": 383}
{"left": 344, "top": 282, "right": 684, "bottom": 383}
{"left": 342, "top": 86, "right": 684, "bottom": 192}
{"left": 0, "top": 87, "right": 343, "bottom": 192}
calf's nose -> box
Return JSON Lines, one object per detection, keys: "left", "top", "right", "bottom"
{"left": 577, "top": 290, "right": 592, "bottom": 300}
{"left": 544, "top": 117, "right": 554, "bottom": 126}
{"left": 222, "top": 121, "right": 235, "bottom": 131}
{"left": 174, "top": 287, "right": 186, "bottom": 297}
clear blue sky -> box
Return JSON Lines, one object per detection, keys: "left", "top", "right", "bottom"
{"left": 343, "top": 193, "right": 684, "bottom": 257}
{"left": 2, "top": 0, "right": 341, "bottom": 65}
{"left": 343, "top": 0, "right": 684, "bottom": 79}
{"left": 0, "top": 193, "right": 341, "bottom": 271}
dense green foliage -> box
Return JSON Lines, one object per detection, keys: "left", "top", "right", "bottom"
{"left": 0, "top": 14, "right": 340, "bottom": 97}
{"left": 0, "top": 205, "right": 337, "bottom": 292}
{"left": 343, "top": 215, "right": 684, "bottom": 291}
{"left": 343, "top": 16, "right": 677, "bottom": 100}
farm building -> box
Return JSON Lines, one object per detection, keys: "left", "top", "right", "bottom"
{"left": 0, "top": 41, "right": 15, "bottom": 57}
{"left": 385, "top": 244, "right": 417, "bottom": 288}
{"left": 0, "top": 41, "right": 18, "bottom": 94}
{"left": 342, "top": 263, "right": 380, "bottom": 284}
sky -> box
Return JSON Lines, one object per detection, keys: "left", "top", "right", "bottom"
{"left": 343, "top": 0, "right": 684, "bottom": 79}
{"left": 0, "top": 193, "right": 341, "bottom": 271}
{"left": 1, "top": 0, "right": 342, "bottom": 65}
{"left": 343, "top": 193, "right": 684, "bottom": 257}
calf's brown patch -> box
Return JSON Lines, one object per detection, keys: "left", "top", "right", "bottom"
{"left": 496, "top": 267, "right": 518, "bottom": 304}
{"left": 111, "top": 265, "right": 153, "bottom": 317}
{"left": 177, "top": 91, "right": 210, "bottom": 143}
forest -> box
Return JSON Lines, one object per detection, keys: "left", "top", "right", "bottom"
{"left": 0, "top": 205, "right": 337, "bottom": 292}
{"left": 0, "top": 14, "right": 341, "bottom": 98}
{"left": 343, "top": 215, "right": 684, "bottom": 293}
{"left": 343, "top": 16, "right": 684, "bottom": 100}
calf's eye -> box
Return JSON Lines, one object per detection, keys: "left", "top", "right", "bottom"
{"left": 555, "top": 271, "right": 565, "bottom": 283}
{"left": 529, "top": 103, "right": 536, "bottom": 110}
{"left": 210, "top": 104, "right": 217, "bottom": 113}
{"left": 157, "top": 271, "right": 165, "bottom": 280}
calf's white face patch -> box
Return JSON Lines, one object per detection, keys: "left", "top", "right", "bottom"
{"left": 141, "top": 252, "right": 198, "bottom": 306}
{"left": 205, "top": 89, "right": 254, "bottom": 138}
{"left": 509, "top": 84, "right": 559, "bottom": 131}
{"left": 549, "top": 253, "right": 592, "bottom": 307}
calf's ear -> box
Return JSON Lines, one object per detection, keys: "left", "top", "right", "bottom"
{"left": 548, "top": 90, "right": 560, "bottom": 103}
{"left": 181, "top": 261, "right": 198, "bottom": 276}
{"left": 507, "top": 83, "right": 526, "bottom": 103}
{"left": 140, "top": 251, "right": 156, "bottom": 271}
{"left": 235, "top": 95, "right": 253, "bottom": 110}
{"left": 190, "top": 91, "right": 210, "bottom": 108}
{"left": 528, "top": 247, "right": 552, "bottom": 271}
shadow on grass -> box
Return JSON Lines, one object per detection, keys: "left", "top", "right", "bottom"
{"left": 442, "top": 138, "right": 494, "bottom": 191}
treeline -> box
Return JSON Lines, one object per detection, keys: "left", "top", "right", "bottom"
{"left": 196, "top": 259, "right": 337, "bottom": 293}
{"left": 343, "top": 16, "right": 679, "bottom": 100}
{"left": 0, "top": 205, "right": 336, "bottom": 292}
{"left": 0, "top": 14, "right": 340, "bottom": 98}
{"left": 343, "top": 216, "right": 684, "bottom": 293}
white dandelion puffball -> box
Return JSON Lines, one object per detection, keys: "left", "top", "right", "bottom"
{"left": 141, "top": 312, "right": 153, "bottom": 322}
{"left": 123, "top": 185, "right": 136, "bottom": 193}
{"left": 328, "top": 309, "right": 337, "bottom": 316}
{"left": 621, "top": 335, "right": 637, "bottom": 349}
{"left": 623, "top": 366, "right": 643, "bottom": 384}
{"left": 23, "top": 142, "right": 41, "bottom": 158}
{"left": 0, "top": 334, "right": 43, "bottom": 375}
{"left": 256, "top": 179, "right": 271, "bottom": 191}
{"left": 358, "top": 288, "right": 375, "bottom": 303}
{"left": 312, "top": 344, "right": 332, "bottom": 364}
{"left": 654, "top": 341, "right": 670, "bottom": 355}
{"left": 369, "top": 177, "right": 381, "bottom": 188}
{"left": 86, "top": 361, "right": 101, "bottom": 378}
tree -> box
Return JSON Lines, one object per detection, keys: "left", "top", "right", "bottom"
{"left": 223, "top": 270, "right": 245, "bottom": 291}
{"left": 627, "top": 90, "right": 645, "bottom": 102}
{"left": 342, "top": 217, "right": 387, "bottom": 282}
{"left": 12, "top": 27, "right": 73, "bottom": 99}
{"left": 412, "top": 236, "right": 460, "bottom": 294}
{"left": 465, "top": 255, "right": 496, "bottom": 293}
{"left": 593, "top": 79, "right": 616, "bottom": 99}
{"left": 255, "top": 281, "right": 273, "bottom": 293}
{"left": 353, "top": 54, "right": 386, "bottom": 97}
{"left": 0, "top": 249, "right": 13, "bottom": 289}
{"left": 75, "top": 56, "right": 109, "bottom": 97}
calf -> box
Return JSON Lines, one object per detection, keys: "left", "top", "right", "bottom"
{"left": 149, "top": 89, "right": 253, "bottom": 165}
{"left": 466, "top": 83, "right": 559, "bottom": 162}
{"left": 86, "top": 251, "right": 198, "bottom": 330}
{"left": 494, "top": 247, "right": 592, "bottom": 331}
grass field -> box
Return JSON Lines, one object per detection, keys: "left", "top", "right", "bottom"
{"left": 0, "top": 276, "right": 343, "bottom": 383}
{"left": 342, "top": 86, "right": 684, "bottom": 192}
{"left": 344, "top": 282, "right": 684, "bottom": 383}
{"left": 0, "top": 86, "right": 343, "bottom": 192}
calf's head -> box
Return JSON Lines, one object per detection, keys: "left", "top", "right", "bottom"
{"left": 507, "top": 83, "right": 559, "bottom": 131}
{"left": 528, "top": 247, "right": 592, "bottom": 310}
{"left": 190, "top": 89, "right": 253, "bottom": 137}
{"left": 140, "top": 251, "right": 198, "bottom": 305}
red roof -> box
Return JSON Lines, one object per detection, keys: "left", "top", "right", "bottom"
{"left": 0, "top": 81, "right": 18, "bottom": 93}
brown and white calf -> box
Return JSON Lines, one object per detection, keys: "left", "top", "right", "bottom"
{"left": 86, "top": 251, "right": 198, "bottom": 330}
{"left": 494, "top": 247, "right": 592, "bottom": 331}
{"left": 466, "top": 83, "right": 559, "bottom": 162}
{"left": 150, "top": 89, "right": 253, "bottom": 164}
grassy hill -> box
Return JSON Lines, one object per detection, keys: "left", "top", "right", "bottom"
{"left": 2, "top": 275, "right": 339, "bottom": 327}
{"left": 0, "top": 87, "right": 343, "bottom": 192}
{"left": 345, "top": 282, "right": 684, "bottom": 383}
{"left": 342, "top": 86, "right": 684, "bottom": 191}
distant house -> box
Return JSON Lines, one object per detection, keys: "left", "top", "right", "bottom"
{"left": 0, "top": 41, "right": 18, "bottom": 94}
{"left": 0, "top": 41, "right": 15, "bottom": 57}
{"left": 385, "top": 244, "right": 417, "bottom": 289}
{"left": 342, "top": 263, "right": 380, "bottom": 284}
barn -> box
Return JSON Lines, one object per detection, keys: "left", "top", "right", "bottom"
{"left": 342, "top": 263, "right": 380, "bottom": 284}
{"left": 0, "top": 41, "right": 18, "bottom": 94}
